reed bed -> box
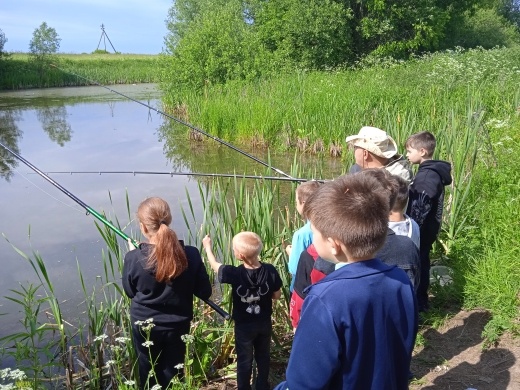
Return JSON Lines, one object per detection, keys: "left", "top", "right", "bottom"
{"left": 0, "top": 53, "right": 160, "bottom": 90}
{"left": 162, "top": 46, "right": 520, "bottom": 152}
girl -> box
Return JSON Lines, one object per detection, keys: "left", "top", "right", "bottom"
{"left": 123, "top": 197, "right": 212, "bottom": 389}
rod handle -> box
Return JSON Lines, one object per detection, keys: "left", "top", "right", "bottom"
{"left": 203, "top": 299, "right": 230, "bottom": 320}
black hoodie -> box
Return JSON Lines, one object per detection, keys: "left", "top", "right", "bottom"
{"left": 406, "top": 159, "right": 452, "bottom": 240}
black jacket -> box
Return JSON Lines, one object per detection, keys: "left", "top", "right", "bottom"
{"left": 122, "top": 241, "right": 212, "bottom": 325}
{"left": 406, "top": 160, "right": 452, "bottom": 240}
{"left": 376, "top": 229, "right": 421, "bottom": 291}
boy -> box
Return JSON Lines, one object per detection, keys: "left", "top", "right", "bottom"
{"left": 203, "top": 232, "right": 282, "bottom": 390}
{"left": 346, "top": 126, "right": 413, "bottom": 183}
{"left": 289, "top": 244, "right": 334, "bottom": 329}
{"left": 362, "top": 169, "right": 421, "bottom": 292}
{"left": 388, "top": 173, "right": 420, "bottom": 249}
{"left": 285, "top": 180, "right": 320, "bottom": 291}
{"left": 275, "top": 174, "right": 417, "bottom": 390}
{"left": 405, "top": 131, "right": 452, "bottom": 312}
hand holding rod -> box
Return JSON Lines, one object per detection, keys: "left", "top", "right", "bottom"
{"left": 0, "top": 141, "right": 230, "bottom": 320}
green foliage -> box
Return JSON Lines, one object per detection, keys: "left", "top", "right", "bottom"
{"left": 0, "top": 53, "right": 159, "bottom": 90}
{"left": 162, "top": 0, "right": 492, "bottom": 87}
{"left": 443, "top": 7, "right": 520, "bottom": 49}
{"left": 161, "top": 0, "right": 265, "bottom": 91}
{"left": 29, "top": 22, "right": 61, "bottom": 85}
{"left": 0, "top": 28, "right": 7, "bottom": 57}
{"left": 250, "top": 0, "right": 354, "bottom": 69}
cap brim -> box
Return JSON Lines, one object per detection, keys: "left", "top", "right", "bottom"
{"left": 345, "top": 135, "right": 361, "bottom": 143}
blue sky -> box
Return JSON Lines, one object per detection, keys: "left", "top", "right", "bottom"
{"left": 0, "top": 0, "right": 171, "bottom": 54}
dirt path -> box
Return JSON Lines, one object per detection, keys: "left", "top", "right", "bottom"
{"left": 410, "top": 310, "right": 520, "bottom": 390}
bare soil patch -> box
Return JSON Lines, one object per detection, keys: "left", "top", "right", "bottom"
{"left": 410, "top": 310, "right": 519, "bottom": 390}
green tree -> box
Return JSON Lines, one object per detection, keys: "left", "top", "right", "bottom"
{"left": 0, "top": 28, "right": 7, "bottom": 56}
{"left": 29, "top": 22, "right": 61, "bottom": 84}
{"left": 250, "top": 0, "right": 354, "bottom": 69}
{"left": 163, "top": 0, "right": 267, "bottom": 90}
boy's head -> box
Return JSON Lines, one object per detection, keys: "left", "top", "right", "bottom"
{"left": 346, "top": 126, "right": 398, "bottom": 168}
{"left": 358, "top": 168, "right": 399, "bottom": 211}
{"left": 389, "top": 174, "right": 409, "bottom": 214}
{"left": 296, "top": 180, "right": 320, "bottom": 216}
{"left": 303, "top": 174, "right": 389, "bottom": 262}
{"left": 405, "top": 131, "right": 436, "bottom": 164}
{"left": 232, "top": 231, "right": 263, "bottom": 262}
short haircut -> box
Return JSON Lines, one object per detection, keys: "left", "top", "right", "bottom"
{"left": 296, "top": 180, "right": 321, "bottom": 203}
{"left": 358, "top": 168, "right": 399, "bottom": 211}
{"left": 405, "top": 131, "right": 436, "bottom": 158}
{"left": 389, "top": 174, "right": 409, "bottom": 212}
{"left": 303, "top": 174, "right": 389, "bottom": 259}
{"left": 233, "top": 231, "right": 263, "bottom": 259}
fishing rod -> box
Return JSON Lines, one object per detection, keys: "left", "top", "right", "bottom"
{"left": 32, "top": 170, "right": 315, "bottom": 183}
{"left": 50, "top": 64, "right": 296, "bottom": 180}
{"left": 0, "top": 141, "right": 231, "bottom": 320}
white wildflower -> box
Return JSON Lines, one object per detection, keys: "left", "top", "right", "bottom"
{"left": 174, "top": 363, "right": 184, "bottom": 370}
{"left": 151, "top": 385, "right": 162, "bottom": 390}
{"left": 181, "top": 334, "right": 194, "bottom": 343}
{"left": 93, "top": 334, "right": 108, "bottom": 342}
{"left": 142, "top": 340, "right": 154, "bottom": 347}
{"left": 124, "top": 380, "right": 135, "bottom": 385}
{"left": 115, "top": 336, "right": 130, "bottom": 343}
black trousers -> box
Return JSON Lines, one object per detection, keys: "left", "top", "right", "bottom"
{"left": 132, "top": 320, "right": 190, "bottom": 389}
{"left": 418, "top": 235, "right": 435, "bottom": 311}
{"left": 234, "top": 319, "right": 272, "bottom": 390}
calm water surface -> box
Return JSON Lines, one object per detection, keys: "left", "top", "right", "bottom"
{"left": 0, "top": 84, "right": 345, "bottom": 352}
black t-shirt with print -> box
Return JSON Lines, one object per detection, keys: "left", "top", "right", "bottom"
{"left": 218, "top": 262, "right": 282, "bottom": 323}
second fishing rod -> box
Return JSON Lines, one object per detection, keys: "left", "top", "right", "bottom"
{"left": 51, "top": 64, "right": 298, "bottom": 182}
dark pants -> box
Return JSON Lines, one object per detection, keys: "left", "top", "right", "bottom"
{"left": 132, "top": 320, "right": 190, "bottom": 390}
{"left": 234, "top": 319, "right": 272, "bottom": 390}
{"left": 418, "top": 235, "right": 435, "bottom": 311}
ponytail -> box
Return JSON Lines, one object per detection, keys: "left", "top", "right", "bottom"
{"left": 137, "top": 197, "right": 188, "bottom": 282}
{"left": 148, "top": 224, "right": 188, "bottom": 282}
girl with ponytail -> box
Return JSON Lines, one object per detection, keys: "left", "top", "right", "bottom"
{"left": 122, "top": 197, "right": 212, "bottom": 389}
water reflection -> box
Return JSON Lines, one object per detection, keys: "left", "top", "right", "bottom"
{"left": 0, "top": 108, "right": 22, "bottom": 181}
{"left": 37, "top": 105, "right": 72, "bottom": 147}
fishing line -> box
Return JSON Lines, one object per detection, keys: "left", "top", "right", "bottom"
{"left": 13, "top": 167, "right": 84, "bottom": 213}
{"left": 50, "top": 64, "right": 296, "bottom": 180}
{"left": 1, "top": 141, "right": 231, "bottom": 320}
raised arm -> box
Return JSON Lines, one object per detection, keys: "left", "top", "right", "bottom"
{"left": 202, "top": 234, "right": 223, "bottom": 274}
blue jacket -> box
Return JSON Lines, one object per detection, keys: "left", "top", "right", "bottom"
{"left": 288, "top": 220, "right": 313, "bottom": 291}
{"left": 275, "top": 259, "right": 417, "bottom": 390}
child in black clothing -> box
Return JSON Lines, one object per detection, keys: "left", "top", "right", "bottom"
{"left": 405, "top": 131, "right": 452, "bottom": 311}
{"left": 203, "top": 232, "right": 282, "bottom": 390}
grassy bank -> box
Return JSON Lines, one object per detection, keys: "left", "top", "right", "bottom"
{"left": 0, "top": 53, "right": 160, "bottom": 90}
{"left": 161, "top": 46, "right": 520, "bottom": 154}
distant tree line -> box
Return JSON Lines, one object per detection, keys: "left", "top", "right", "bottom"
{"left": 161, "top": 0, "right": 520, "bottom": 90}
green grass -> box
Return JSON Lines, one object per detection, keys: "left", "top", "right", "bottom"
{"left": 0, "top": 53, "right": 160, "bottom": 90}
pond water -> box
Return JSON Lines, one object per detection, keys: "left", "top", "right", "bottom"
{"left": 0, "top": 84, "right": 346, "bottom": 364}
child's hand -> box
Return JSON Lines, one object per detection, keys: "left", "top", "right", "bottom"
{"left": 285, "top": 244, "right": 292, "bottom": 256}
{"left": 202, "top": 234, "right": 212, "bottom": 251}
{"left": 128, "top": 238, "right": 138, "bottom": 250}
